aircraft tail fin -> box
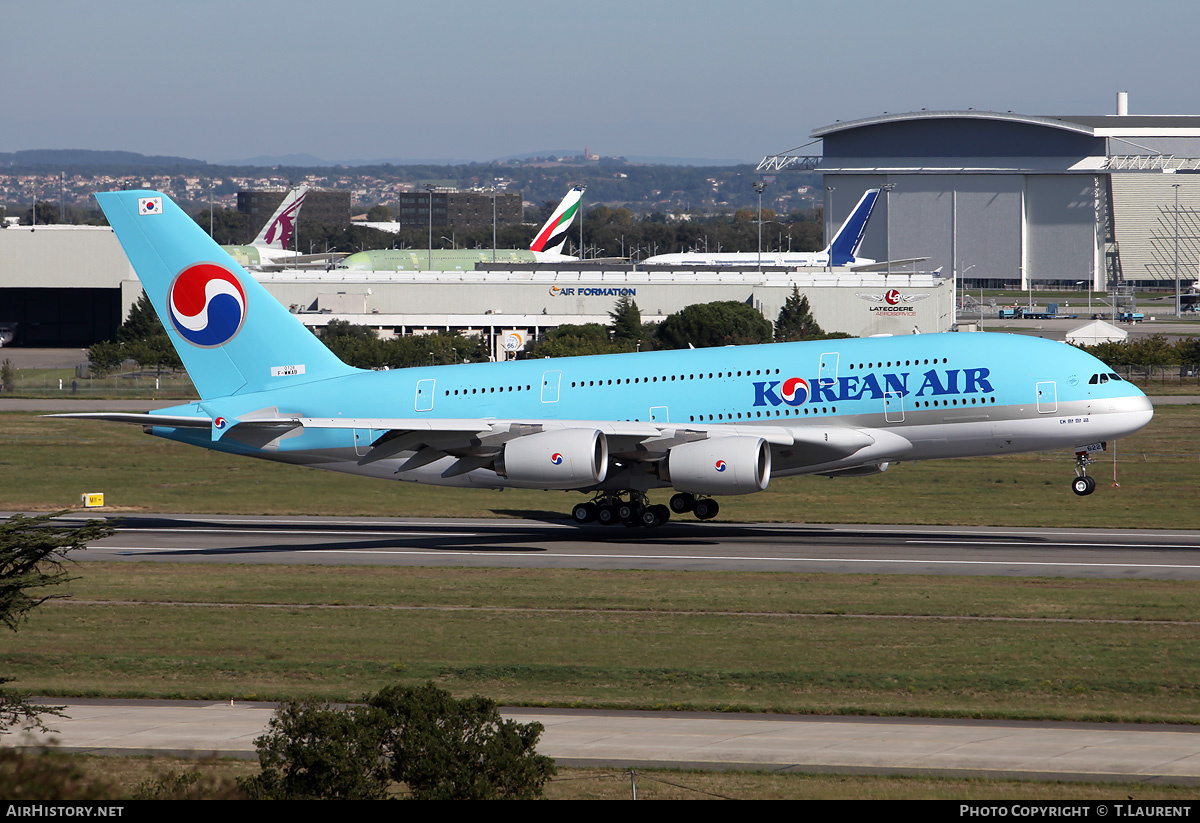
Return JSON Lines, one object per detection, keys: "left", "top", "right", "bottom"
{"left": 96, "top": 190, "right": 357, "bottom": 400}
{"left": 529, "top": 186, "right": 584, "bottom": 257}
{"left": 251, "top": 185, "right": 309, "bottom": 250}
{"left": 825, "top": 188, "right": 880, "bottom": 266}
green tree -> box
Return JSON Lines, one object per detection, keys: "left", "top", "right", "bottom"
{"left": 369, "top": 682, "right": 556, "bottom": 800}
{"left": 1, "top": 513, "right": 115, "bottom": 734}
{"left": 524, "top": 323, "right": 626, "bottom": 358}
{"left": 192, "top": 206, "right": 252, "bottom": 244}
{"left": 85, "top": 341, "right": 125, "bottom": 377}
{"left": 655, "top": 301, "right": 773, "bottom": 349}
{"left": 774, "top": 287, "right": 826, "bottom": 342}
{"left": 238, "top": 683, "right": 555, "bottom": 800}
{"left": 116, "top": 292, "right": 162, "bottom": 343}
{"left": 117, "top": 294, "right": 181, "bottom": 373}
{"left": 1176, "top": 337, "right": 1200, "bottom": 367}
{"left": 0, "top": 359, "right": 13, "bottom": 394}
{"left": 366, "top": 204, "right": 392, "bottom": 222}
{"left": 239, "top": 700, "right": 390, "bottom": 800}
{"left": 608, "top": 295, "right": 642, "bottom": 343}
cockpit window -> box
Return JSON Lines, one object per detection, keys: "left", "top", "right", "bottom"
{"left": 1088, "top": 374, "right": 1099, "bottom": 384}
{"left": 1100, "top": 374, "right": 1109, "bottom": 384}
{"left": 1108, "top": 373, "right": 1122, "bottom": 381}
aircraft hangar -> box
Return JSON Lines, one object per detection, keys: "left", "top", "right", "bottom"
{"left": 762, "top": 94, "right": 1200, "bottom": 293}
{"left": 0, "top": 221, "right": 952, "bottom": 350}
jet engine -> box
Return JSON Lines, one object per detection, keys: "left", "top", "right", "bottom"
{"left": 497, "top": 429, "right": 608, "bottom": 489}
{"left": 666, "top": 436, "right": 771, "bottom": 495}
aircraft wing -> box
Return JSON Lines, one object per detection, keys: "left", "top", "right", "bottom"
{"left": 254, "top": 252, "right": 350, "bottom": 272}
{"left": 49, "top": 412, "right": 911, "bottom": 474}
{"left": 848, "top": 257, "right": 930, "bottom": 271}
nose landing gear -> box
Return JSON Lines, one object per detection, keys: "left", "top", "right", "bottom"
{"left": 1071, "top": 449, "right": 1097, "bottom": 496}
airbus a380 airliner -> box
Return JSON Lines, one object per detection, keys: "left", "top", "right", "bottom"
{"left": 57, "top": 190, "right": 1153, "bottom": 528}
{"left": 643, "top": 189, "right": 883, "bottom": 268}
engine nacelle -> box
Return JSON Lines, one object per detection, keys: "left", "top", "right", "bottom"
{"left": 666, "top": 436, "right": 771, "bottom": 495}
{"left": 498, "top": 429, "right": 608, "bottom": 489}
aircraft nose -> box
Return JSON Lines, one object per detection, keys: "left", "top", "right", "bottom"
{"left": 1116, "top": 391, "right": 1154, "bottom": 435}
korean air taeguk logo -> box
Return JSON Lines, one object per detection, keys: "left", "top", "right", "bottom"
{"left": 779, "top": 377, "right": 810, "bottom": 405}
{"left": 167, "top": 263, "right": 247, "bottom": 347}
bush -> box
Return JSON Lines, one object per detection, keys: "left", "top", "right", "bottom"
{"left": 238, "top": 683, "right": 556, "bottom": 800}
{"left": 370, "top": 682, "right": 556, "bottom": 800}
{"left": 238, "top": 701, "right": 389, "bottom": 800}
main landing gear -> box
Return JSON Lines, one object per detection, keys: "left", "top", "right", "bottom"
{"left": 1071, "top": 449, "right": 1097, "bottom": 496}
{"left": 571, "top": 492, "right": 721, "bottom": 528}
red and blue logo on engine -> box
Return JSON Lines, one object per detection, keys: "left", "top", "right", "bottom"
{"left": 550, "top": 452, "right": 564, "bottom": 465}
{"left": 167, "top": 263, "right": 247, "bottom": 348}
{"left": 714, "top": 459, "right": 727, "bottom": 472}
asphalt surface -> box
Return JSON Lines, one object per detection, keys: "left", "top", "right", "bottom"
{"left": 6, "top": 699, "right": 1200, "bottom": 784}
{"left": 56, "top": 513, "right": 1200, "bottom": 580}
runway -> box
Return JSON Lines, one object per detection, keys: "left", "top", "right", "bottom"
{"left": 67, "top": 513, "right": 1200, "bottom": 580}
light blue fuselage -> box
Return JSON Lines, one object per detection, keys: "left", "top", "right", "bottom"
{"left": 152, "top": 331, "right": 1152, "bottom": 490}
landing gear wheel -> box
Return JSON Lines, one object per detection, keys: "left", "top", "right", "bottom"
{"left": 572, "top": 502, "right": 597, "bottom": 524}
{"left": 1072, "top": 476, "right": 1095, "bottom": 496}
{"left": 616, "top": 501, "right": 636, "bottom": 521}
{"left": 693, "top": 498, "right": 720, "bottom": 520}
{"left": 596, "top": 505, "right": 619, "bottom": 525}
{"left": 637, "top": 504, "right": 670, "bottom": 528}
{"left": 669, "top": 493, "right": 696, "bottom": 514}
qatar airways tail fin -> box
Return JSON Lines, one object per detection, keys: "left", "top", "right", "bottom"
{"left": 251, "top": 185, "right": 310, "bottom": 250}
{"left": 95, "top": 190, "right": 356, "bottom": 400}
{"left": 530, "top": 186, "right": 585, "bottom": 259}
{"left": 825, "top": 188, "right": 880, "bottom": 266}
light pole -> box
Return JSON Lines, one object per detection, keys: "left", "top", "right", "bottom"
{"left": 1174, "top": 183, "right": 1182, "bottom": 318}
{"left": 825, "top": 186, "right": 835, "bottom": 270}
{"left": 491, "top": 182, "right": 497, "bottom": 264}
{"left": 753, "top": 181, "right": 767, "bottom": 273}
{"left": 424, "top": 183, "right": 436, "bottom": 271}
{"left": 881, "top": 182, "right": 896, "bottom": 275}
{"left": 960, "top": 264, "right": 976, "bottom": 325}
{"left": 578, "top": 184, "right": 586, "bottom": 259}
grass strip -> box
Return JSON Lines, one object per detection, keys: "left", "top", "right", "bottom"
{"left": 3, "top": 564, "right": 1198, "bottom": 724}
{"left": 53, "top": 755, "right": 1200, "bottom": 799}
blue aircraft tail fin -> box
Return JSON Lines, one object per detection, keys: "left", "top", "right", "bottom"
{"left": 826, "top": 189, "right": 880, "bottom": 266}
{"left": 96, "top": 190, "right": 358, "bottom": 400}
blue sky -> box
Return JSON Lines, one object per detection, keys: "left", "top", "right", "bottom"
{"left": 3, "top": 0, "right": 1198, "bottom": 164}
